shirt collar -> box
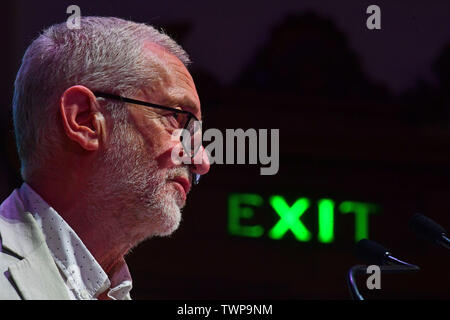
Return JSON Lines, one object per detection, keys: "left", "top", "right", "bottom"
{"left": 18, "top": 182, "right": 132, "bottom": 300}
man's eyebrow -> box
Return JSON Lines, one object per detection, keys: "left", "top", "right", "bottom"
{"left": 175, "top": 97, "right": 202, "bottom": 121}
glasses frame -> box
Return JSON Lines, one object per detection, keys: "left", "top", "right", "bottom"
{"left": 93, "top": 91, "right": 199, "bottom": 130}
{"left": 93, "top": 91, "right": 203, "bottom": 185}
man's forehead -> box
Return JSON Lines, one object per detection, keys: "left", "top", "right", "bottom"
{"left": 143, "top": 42, "right": 176, "bottom": 63}
{"left": 142, "top": 42, "right": 192, "bottom": 86}
{"left": 142, "top": 42, "right": 201, "bottom": 119}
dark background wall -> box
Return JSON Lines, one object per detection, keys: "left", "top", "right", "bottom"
{"left": 1, "top": 0, "right": 450, "bottom": 299}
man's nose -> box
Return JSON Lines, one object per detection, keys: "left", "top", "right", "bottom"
{"left": 190, "top": 146, "right": 210, "bottom": 175}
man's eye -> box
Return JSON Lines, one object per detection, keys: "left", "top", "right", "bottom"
{"left": 168, "top": 113, "right": 181, "bottom": 128}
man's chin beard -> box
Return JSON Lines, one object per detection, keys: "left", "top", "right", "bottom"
{"left": 130, "top": 186, "right": 183, "bottom": 239}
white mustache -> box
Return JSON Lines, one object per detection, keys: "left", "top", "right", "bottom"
{"left": 166, "top": 166, "right": 191, "bottom": 184}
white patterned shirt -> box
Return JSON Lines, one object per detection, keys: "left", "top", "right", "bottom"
{"left": 18, "top": 183, "right": 132, "bottom": 300}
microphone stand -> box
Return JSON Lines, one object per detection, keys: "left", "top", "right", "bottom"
{"left": 347, "top": 263, "right": 420, "bottom": 300}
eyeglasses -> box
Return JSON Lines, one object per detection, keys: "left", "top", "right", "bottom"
{"left": 93, "top": 91, "right": 203, "bottom": 185}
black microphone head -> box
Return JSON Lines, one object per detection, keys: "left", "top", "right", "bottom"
{"left": 355, "top": 239, "right": 390, "bottom": 265}
{"left": 409, "top": 213, "right": 447, "bottom": 243}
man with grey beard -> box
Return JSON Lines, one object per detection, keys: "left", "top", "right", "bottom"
{"left": 0, "top": 17, "right": 210, "bottom": 300}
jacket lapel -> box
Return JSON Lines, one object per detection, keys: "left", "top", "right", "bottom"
{"left": 0, "top": 190, "right": 71, "bottom": 300}
{"left": 8, "top": 240, "right": 71, "bottom": 300}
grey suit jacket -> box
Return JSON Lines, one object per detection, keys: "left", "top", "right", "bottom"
{"left": 0, "top": 189, "right": 71, "bottom": 299}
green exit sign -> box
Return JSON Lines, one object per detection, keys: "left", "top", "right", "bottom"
{"left": 228, "top": 193, "right": 380, "bottom": 243}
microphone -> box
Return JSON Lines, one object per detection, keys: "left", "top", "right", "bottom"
{"left": 347, "top": 239, "right": 419, "bottom": 300}
{"left": 355, "top": 239, "right": 416, "bottom": 267}
{"left": 409, "top": 213, "right": 450, "bottom": 250}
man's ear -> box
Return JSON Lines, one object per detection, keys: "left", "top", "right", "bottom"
{"left": 59, "top": 85, "right": 105, "bottom": 151}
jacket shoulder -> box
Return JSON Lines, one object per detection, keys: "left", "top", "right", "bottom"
{"left": 0, "top": 189, "right": 41, "bottom": 258}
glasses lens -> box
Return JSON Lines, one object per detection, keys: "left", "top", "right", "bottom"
{"left": 181, "top": 117, "right": 202, "bottom": 158}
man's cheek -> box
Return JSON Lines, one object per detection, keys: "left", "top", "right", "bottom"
{"left": 155, "top": 142, "right": 187, "bottom": 169}
{"left": 167, "top": 128, "right": 184, "bottom": 165}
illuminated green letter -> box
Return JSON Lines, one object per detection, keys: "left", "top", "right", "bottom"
{"left": 339, "top": 201, "right": 379, "bottom": 242}
{"left": 228, "top": 193, "right": 264, "bottom": 238}
{"left": 318, "top": 199, "right": 335, "bottom": 243}
{"left": 268, "top": 196, "right": 311, "bottom": 242}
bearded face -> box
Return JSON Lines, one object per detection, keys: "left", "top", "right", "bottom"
{"left": 84, "top": 115, "right": 191, "bottom": 248}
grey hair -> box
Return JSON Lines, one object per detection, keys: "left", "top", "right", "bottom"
{"left": 13, "top": 16, "right": 190, "bottom": 180}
